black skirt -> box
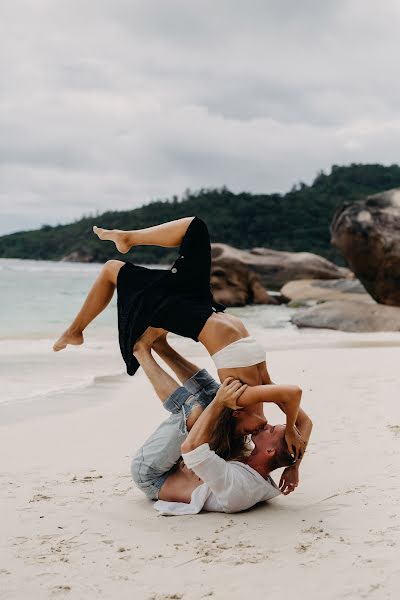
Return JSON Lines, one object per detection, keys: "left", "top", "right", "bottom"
{"left": 117, "top": 216, "right": 225, "bottom": 375}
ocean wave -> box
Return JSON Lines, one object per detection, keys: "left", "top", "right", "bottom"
{"left": 0, "top": 258, "right": 167, "bottom": 273}
{"left": 0, "top": 258, "right": 103, "bottom": 274}
{"left": 0, "top": 368, "right": 126, "bottom": 407}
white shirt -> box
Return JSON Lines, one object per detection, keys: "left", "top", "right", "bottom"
{"left": 153, "top": 443, "right": 281, "bottom": 516}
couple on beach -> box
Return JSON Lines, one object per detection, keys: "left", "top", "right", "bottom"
{"left": 54, "top": 216, "right": 313, "bottom": 515}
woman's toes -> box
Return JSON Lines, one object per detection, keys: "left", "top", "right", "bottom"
{"left": 53, "top": 330, "right": 83, "bottom": 352}
{"left": 93, "top": 225, "right": 103, "bottom": 237}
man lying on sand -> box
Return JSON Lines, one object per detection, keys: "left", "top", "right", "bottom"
{"left": 131, "top": 329, "right": 313, "bottom": 515}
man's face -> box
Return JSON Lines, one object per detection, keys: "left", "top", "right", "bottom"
{"left": 251, "top": 423, "right": 286, "bottom": 450}
{"left": 233, "top": 405, "right": 267, "bottom": 436}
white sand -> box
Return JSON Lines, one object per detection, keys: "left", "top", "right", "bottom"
{"left": 1, "top": 332, "right": 400, "bottom": 600}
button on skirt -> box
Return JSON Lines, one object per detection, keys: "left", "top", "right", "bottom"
{"left": 117, "top": 217, "right": 225, "bottom": 375}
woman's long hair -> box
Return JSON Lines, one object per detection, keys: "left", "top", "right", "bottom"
{"left": 208, "top": 407, "right": 251, "bottom": 460}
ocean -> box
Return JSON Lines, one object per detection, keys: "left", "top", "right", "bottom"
{"left": 2, "top": 258, "right": 400, "bottom": 425}
{"left": 0, "top": 258, "right": 297, "bottom": 415}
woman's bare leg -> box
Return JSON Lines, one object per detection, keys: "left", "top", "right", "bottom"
{"left": 152, "top": 334, "right": 201, "bottom": 384}
{"left": 53, "top": 259, "right": 124, "bottom": 351}
{"left": 93, "top": 216, "right": 194, "bottom": 254}
{"left": 133, "top": 332, "right": 203, "bottom": 430}
{"left": 133, "top": 341, "right": 181, "bottom": 403}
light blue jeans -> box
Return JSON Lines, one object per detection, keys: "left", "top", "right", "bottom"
{"left": 131, "top": 369, "right": 220, "bottom": 500}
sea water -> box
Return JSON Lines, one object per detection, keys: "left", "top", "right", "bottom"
{"left": 2, "top": 258, "right": 400, "bottom": 424}
{"left": 0, "top": 257, "right": 298, "bottom": 419}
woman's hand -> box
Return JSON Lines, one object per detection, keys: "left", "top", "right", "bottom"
{"left": 279, "top": 464, "right": 299, "bottom": 495}
{"left": 285, "top": 426, "right": 305, "bottom": 461}
{"left": 215, "top": 377, "right": 248, "bottom": 410}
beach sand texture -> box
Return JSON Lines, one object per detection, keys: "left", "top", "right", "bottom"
{"left": 1, "top": 333, "right": 400, "bottom": 600}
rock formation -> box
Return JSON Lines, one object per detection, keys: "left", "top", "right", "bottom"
{"left": 331, "top": 188, "right": 400, "bottom": 306}
{"left": 211, "top": 244, "right": 348, "bottom": 290}
{"left": 281, "top": 278, "right": 370, "bottom": 306}
{"left": 292, "top": 300, "right": 400, "bottom": 332}
{"left": 210, "top": 258, "right": 278, "bottom": 307}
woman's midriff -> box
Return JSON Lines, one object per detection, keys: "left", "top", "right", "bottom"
{"left": 198, "top": 312, "right": 266, "bottom": 385}
{"left": 197, "top": 312, "right": 249, "bottom": 354}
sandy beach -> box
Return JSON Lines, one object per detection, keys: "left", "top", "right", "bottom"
{"left": 1, "top": 330, "right": 400, "bottom": 600}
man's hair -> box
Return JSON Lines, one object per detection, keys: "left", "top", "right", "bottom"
{"left": 209, "top": 410, "right": 296, "bottom": 470}
{"left": 269, "top": 436, "right": 296, "bottom": 471}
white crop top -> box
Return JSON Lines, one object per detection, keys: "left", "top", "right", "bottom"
{"left": 211, "top": 336, "right": 265, "bottom": 369}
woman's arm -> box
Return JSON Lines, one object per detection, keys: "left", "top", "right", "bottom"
{"left": 237, "top": 384, "right": 302, "bottom": 431}
{"left": 221, "top": 383, "right": 305, "bottom": 460}
{"left": 279, "top": 408, "right": 313, "bottom": 494}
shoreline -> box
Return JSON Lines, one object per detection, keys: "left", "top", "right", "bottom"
{"left": 1, "top": 337, "right": 399, "bottom": 598}
{"left": 2, "top": 328, "right": 400, "bottom": 417}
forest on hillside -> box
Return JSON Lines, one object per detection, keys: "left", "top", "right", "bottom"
{"left": 1, "top": 163, "right": 400, "bottom": 265}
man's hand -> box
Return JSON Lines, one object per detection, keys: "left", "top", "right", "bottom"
{"left": 284, "top": 426, "right": 305, "bottom": 461}
{"left": 279, "top": 464, "right": 299, "bottom": 495}
{"left": 215, "top": 377, "right": 248, "bottom": 409}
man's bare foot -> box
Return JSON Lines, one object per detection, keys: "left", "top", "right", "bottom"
{"left": 133, "top": 327, "right": 167, "bottom": 354}
{"left": 53, "top": 329, "right": 84, "bottom": 352}
{"left": 93, "top": 226, "right": 133, "bottom": 254}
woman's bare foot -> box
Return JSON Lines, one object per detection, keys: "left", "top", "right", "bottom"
{"left": 93, "top": 226, "right": 133, "bottom": 254}
{"left": 53, "top": 329, "right": 84, "bottom": 352}
{"left": 133, "top": 327, "right": 167, "bottom": 354}
{"left": 152, "top": 331, "right": 169, "bottom": 352}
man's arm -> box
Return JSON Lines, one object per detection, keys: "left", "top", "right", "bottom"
{"left": 181, "top": 378, "right": 246, "bottom": 454}
{"left": 181, "top": 378, "right": 263, "bottom": 513}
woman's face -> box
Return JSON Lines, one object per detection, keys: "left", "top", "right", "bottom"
{"left": 233, "top": 404, "right": 267, "bottom": 436}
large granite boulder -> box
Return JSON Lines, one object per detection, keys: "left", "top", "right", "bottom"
{"left": 292, "top": 300, "right": 400, "bottom": 332}
{"left": 211, "top": 244, "right": 348, "bottom": 290}
{"left": 281, "top": 278, "right": 370, "bottom": 306}
{"left": 331, "top": 189, "right": 400, "bottom": 306}
{"left": 210, "top": 257, "right": 278, "bottom": 307}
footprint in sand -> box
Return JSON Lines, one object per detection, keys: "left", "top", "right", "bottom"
{"left": 29, "top": 493, "right": 52, "bottom": 503}
{"left": 52, "top": 585, "right": 71, "bottom": 593}
{"left": 387, "top": 424, "right": 400, "bottom": 437}
{"left": 296, "top": 542, "right": 312, "bottom": 553}
{"left": 149, "top": 595, "right": 183, "bottom": 600}
{"left": 193, "top": 539, "right": 267, "bottom": 565}
{"left": 71, "top": 474, "right": 103, "bottom": 483}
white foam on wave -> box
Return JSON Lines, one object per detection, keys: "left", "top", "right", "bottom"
{"left": 0, "top": 335, "right": 125, "bottom": 405}
{"left": 1, "top": 368, "right": 126, "bottom": 407}
{"left": 0, "top": 258, "right": 103, "bottom": 274}
{"left": 0, "top": 258, "right": 167, "bottom": 274}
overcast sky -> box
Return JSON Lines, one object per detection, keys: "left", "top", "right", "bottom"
{"left": 1, "top": 0, "right": 400, "bottom": 235}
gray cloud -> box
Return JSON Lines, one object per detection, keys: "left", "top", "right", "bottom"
{"left": 1, "top": 0, "right": 400, "bottom": 234}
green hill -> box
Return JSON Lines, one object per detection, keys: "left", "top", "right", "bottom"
{"left": 1, "top": 163, "right": 400, "bottom": 265}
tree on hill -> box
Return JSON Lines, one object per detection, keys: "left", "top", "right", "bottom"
{"left": 1, "top": 163, "right": 400, "bottom": 264}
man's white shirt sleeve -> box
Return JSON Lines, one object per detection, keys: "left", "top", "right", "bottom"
{"left": 182, "top": 443, "right": 280, "bottom": 513}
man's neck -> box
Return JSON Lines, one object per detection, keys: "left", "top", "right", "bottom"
{"left": 241, "top": 455, "right": 271, "bottom": 480}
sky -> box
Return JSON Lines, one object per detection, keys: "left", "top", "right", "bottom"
{"left": 1, "top": 0, "right": 400, "bottom": 235}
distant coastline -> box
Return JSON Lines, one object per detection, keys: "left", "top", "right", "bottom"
{"left": 1, "top": 163, "right": 400, "bottom": 265}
